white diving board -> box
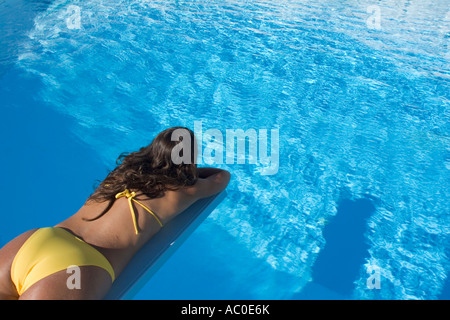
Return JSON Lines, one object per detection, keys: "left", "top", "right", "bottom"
{"left": 104, "top": 191, "right": 227, "bottom": 300}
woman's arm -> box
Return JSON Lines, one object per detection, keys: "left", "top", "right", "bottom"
{"left": 197, "top": 167, "right": 228, "bottom": 178}
{"left": 186, "top": 167, "right": 230, "bottom": 199}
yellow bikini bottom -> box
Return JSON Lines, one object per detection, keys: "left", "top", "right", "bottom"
{"left": 11, "top": 227, "right": 115, "bottom": 296}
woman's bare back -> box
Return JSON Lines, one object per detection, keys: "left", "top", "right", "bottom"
{"left": 0, "top": 168, "right": 230, "bottom": 300}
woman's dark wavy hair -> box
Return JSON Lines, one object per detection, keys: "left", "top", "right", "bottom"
{"left": 84, "top": 127, "right": 198, "bottom": 221}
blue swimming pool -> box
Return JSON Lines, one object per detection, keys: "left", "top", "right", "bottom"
{"left": 1, "top": 0, "right": 449, "bottom": 299}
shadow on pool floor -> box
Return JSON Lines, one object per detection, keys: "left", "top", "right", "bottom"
{"left": 294, "top": 197, "right": 375, "bottom": 299}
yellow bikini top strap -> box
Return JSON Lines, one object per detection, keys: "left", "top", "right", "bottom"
{"left": 115, "top": 189, "right": 163, "bottom": 235}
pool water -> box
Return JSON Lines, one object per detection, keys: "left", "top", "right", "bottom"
{"left": 1, "top": 0, "right": 449, "bottom": 299}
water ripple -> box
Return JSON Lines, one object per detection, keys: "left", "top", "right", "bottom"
{"left": 15, "top": 0, "right": 450, "bottom": 299}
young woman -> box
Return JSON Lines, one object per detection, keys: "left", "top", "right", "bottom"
{"left": 0, "top": 127, "right": 230, "bottom": 300}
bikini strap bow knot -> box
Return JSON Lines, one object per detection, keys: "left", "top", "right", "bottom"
{"left": 115, "top": 189, "right": 136, "bottom": 200}
{"left": 116, "top": 188, "right": 163, "bottom": 235}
